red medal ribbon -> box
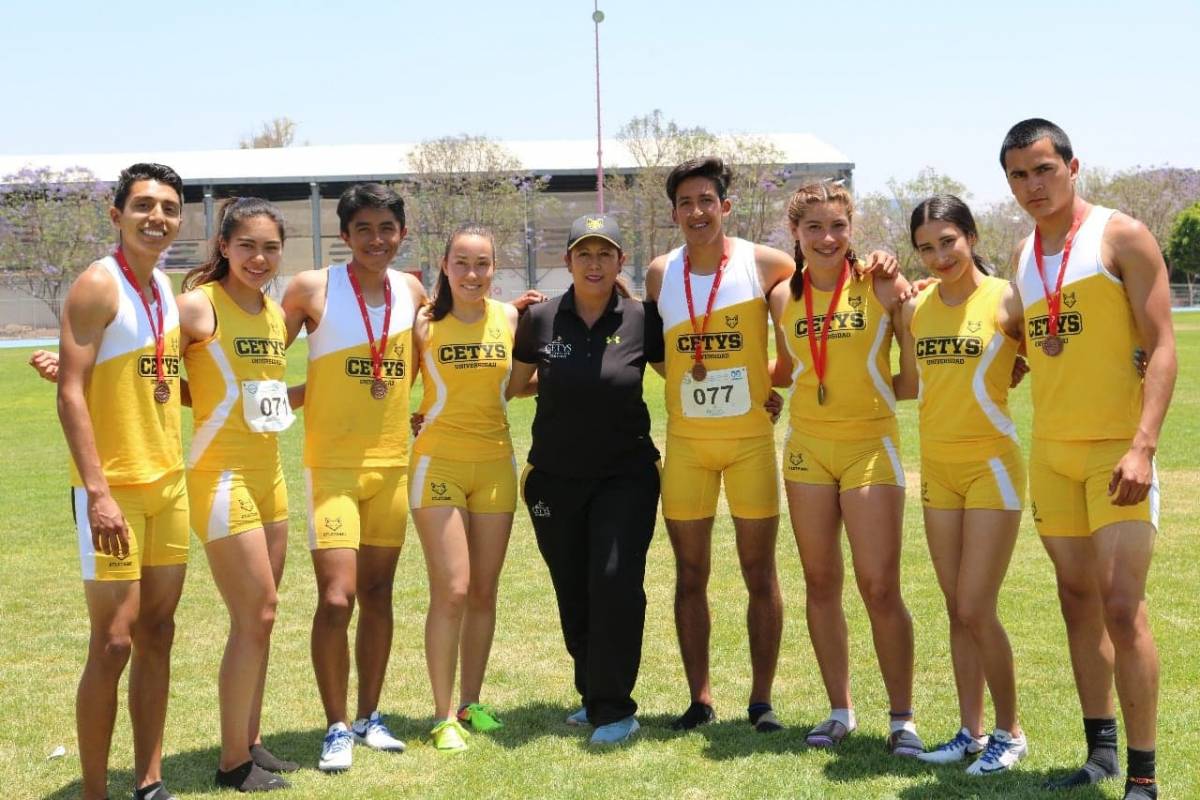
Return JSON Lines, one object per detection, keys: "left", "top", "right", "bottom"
{"left": 113, "top": 247, "right": 166, "bottom": 387}
{"left": 1033, "top": 205, "right": 1086, "bottom": 339}
{"left": 802, "top": 259, "right": 851, "bottom": 398}
{"left": 347, "top": 263, "right": 393, "bottom": 384}
{"left": 682, "top": 237, "right": 732, "bottom": 371}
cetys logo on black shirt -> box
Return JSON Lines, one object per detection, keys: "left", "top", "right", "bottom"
{"left": 344, "top": 357, "right": 406, "bottom": 378}
{"left": 138, "top": 355, "right": 181, "bottom": 377}
{"left": 438, "top": 343, "right": 507, "bottom": 363}
{"left": 675, "top": 332, "right": 743, "bottom": 354}
{"left": 793, "top": 311, "right": 865, "bottom": 338}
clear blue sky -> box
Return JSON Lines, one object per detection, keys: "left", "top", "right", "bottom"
{"left": 3, "top": 0, "right": 1196, "bottom": 203}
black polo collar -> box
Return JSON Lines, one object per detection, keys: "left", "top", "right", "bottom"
{"left": 558, "top": 285, "right": 625, "bottom": 320}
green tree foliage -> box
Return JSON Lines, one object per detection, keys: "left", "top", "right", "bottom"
{"left": 853, "top": 168, "right": 968, "bottom": 277}
{"left": 1167, "top": 201, "right": 1200, "bottom": 287}
{"left": 0, "top": 166, "right": 113, "bottom": 324}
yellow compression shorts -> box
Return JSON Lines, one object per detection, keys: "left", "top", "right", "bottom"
{"left": 188, "top": 465, "right": 288, "bottom": 544}
{"left": 782, "top": 427, "right": 905, "bottom": 491}
{"left": 408, "top": 454, "right": 518, "bottom": 514}
{"left": 305, "top": 467, "right": 408, "bottom": 550}
{"left": 74, "top": 469, "right": 189, "bottom": 581}
{"left": 661, "top": 433, "right": 778, "bottom": 521}
{"left": 920, "top": 444, "right": 1025, "bottom": 512}
{"left": 1029, "top": 438, "right": 1159, "bottom": 537}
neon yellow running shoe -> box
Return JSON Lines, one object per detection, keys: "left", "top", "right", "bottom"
{"left": 458, "top": 703, "right": 504, "bottom": 732}
{"left": 430, "top": 719, "right": 469, "bottom": 752}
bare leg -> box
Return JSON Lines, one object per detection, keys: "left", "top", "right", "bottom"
{"left": 311, "top": 548, "right": 357, "bottom": 726}
{"left": 785, "top": 481, "right": 850, "bottom": 710}
{"left": 205, "top": 529, "right": 278, "bottom": 770}
{"left": 79, "top": 581, "right": 140, "bottom": 800}
{"left": 459, "top": 512, "right": 513, "bottom": 706}
{"left": 1093, "top": 521, "right": 1158, "bottom": 750}
{"left": 732, "top": 515, "right": 782, "bottom": 706}
{"left": 248, "top": 519, "right": 288, "bottom": 747}
{"left": 413, "top": 506, "right": 470, "bottom": 719}
{"left": 666, "top": 517, "right": 714, "bottom": 705}
{"left": 841, "top": 484, "right": 913, "bottom": 718}
{"left": 354, "top": 545, "right": 402, "bottom": 719}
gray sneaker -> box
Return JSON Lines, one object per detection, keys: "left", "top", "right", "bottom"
{"left": 887, "top": 727, "right": 926, "bottom": 758}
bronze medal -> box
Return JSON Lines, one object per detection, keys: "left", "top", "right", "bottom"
{"left": 154, "top": 381, "right": 170, "bottom": 404}
{"left": 1043, "top": 335, "right": 1063, "bottom": 357}
{"left": 370, "top": 378, "right": 389, "bottom": 400}
{"left": 691, "top": 362, "right": 707, "bottom": 381}
{"left": 817, "top": 383, "right": 826, "bottom": 406}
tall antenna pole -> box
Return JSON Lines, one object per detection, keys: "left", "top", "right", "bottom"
{"left": 593, "top": 3, "right": 605, "bottom": 213}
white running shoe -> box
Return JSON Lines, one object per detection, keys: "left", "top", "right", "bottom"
{"left": 917, "top": 727, "right": 988, "bottom": 764}
{"left": 966, "top": 729, "right": 1028, "bottom": 775}
{"left": 352, "top": 710, "right": 407, "bottom": 752}
{"left": 318, "top": 722, "right": 353, "bottom": 773}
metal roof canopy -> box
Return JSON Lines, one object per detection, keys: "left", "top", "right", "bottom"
{"left": 0, "top": 134, "right": 853, "bottom": 188}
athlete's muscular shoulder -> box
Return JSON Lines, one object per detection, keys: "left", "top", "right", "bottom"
{"left": 754, "top": 244, "right": 795, "bottom": 293}
{"left": 281, "top": 269, "right": 326, "bottom": 341}
{"left": 767, "top": 278, "right": 792, "bottom": 321}
{"left": 65, "top": 261, "right": 120, "bottom": 329}
{"left": 645, "top": 254, "right": 669, "bottom": 301}
{"left": 1101, "top": 211, "right": 1165, "bottom": 282}
{"left": 176, "top": 287, "right": 216, "bottom": 345}
{"left": 400, "top": 270, "right": 427, "bottom": 308}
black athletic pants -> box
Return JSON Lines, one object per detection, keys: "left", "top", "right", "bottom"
{"left": 523, "top": 461, "right": 659, "bottom": 727}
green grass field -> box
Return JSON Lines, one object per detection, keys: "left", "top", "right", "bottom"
{"left": 2, "top": 318, "right": 1197, "bottom": 799}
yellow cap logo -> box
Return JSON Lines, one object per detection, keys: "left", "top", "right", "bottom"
{"left": 585, "top": 217, "right": 605, "bottom": 231}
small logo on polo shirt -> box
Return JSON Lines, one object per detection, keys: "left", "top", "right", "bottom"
{"left": 545, "top": 337, "right": 572, "bottom": 359}
{"left": 605, "top": 334, "right": 621, "bottom": 345}
{"left": 531, "top": 500, "right": 551, "bottom": 518}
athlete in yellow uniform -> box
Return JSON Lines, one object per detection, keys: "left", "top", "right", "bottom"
{"left": 1002, "top": 119, "right": 1176, "bottom": 799}
{"left": 179, "top": 198, "right": 295, "bottom": 790}
{"left": 770, "top": 181, "right": 922, "bottom": 756}
{"left": 409, "top": 224, "right": 520, "bottom": 751}
{"left": 898, "top": 195, "right": 1028, "bottom": 775}
{"left": 280, "top": 183, "right": 426, "bottom": 773}
{"left": 56, "top": 164, "right": 188, "bottom": 800}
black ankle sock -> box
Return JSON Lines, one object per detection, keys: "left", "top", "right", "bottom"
{"left": 133, "top": 781, "right": 175, "bottom": 800}
{"left": 1044, "top": 717, "right": 1121, "bottom": 790}
{"left": 748, "top": 703, "right": 772, "bottom": 725}
{"left": 670, "top": 701, "right": 715, "bottom": 731}
{"left": 250, "top": 743, "right": 299, "bottom": 773}
{"left": 216, "top": 761, "right": 290, "bottom": 792}
{"left": 748, "top": 702, "right": 783, "bottom": 732}
{"left": 1124, "top": 748, "right": 1157, "bottom": 799}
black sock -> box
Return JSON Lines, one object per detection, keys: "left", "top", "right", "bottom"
{"left": 133, "top": 781, "right": 175, "bottom": 800}
{"left": 748, "top": 702, "right": 783, "bottom": 732}
{"left": 216, "top": 761, "right": 290, "bottom": 792}
{"left": 250, "top": 743, "right": 299, "bottom": 774}
{"left": 1044, "top": 717, "right": 1121, "bottom": 790}
{"left": 1124, "top": 748, "right": 1157, "bottom": 799}
{"left": 670, "top": 701, "right": 716, "bottom": 731}
{"left": 748, "top": 703, "right": 771, "bottom": 725}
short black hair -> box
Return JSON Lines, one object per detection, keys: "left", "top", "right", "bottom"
{"left": 665, "top": 157, "right": 733, "bottom": 205}
{"left": 999, "top": 118, "right": 1074, "bottom": 170}
{"left": 336, "top": 183, "right": 406, "bottom": 234}
{"left": 114, "top": 163, "right": 183, "bottom": 211}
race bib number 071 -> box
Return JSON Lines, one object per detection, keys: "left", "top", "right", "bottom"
{"left": 681, "top": 367, "right": 751, "bottom": 418}
{"left": 241, "top": 379, "right": 295, "bottom": 433}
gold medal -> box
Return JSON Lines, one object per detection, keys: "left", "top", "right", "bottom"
{"left": 370, "top": 378, "right": 389, "bottom": 400}
{"left": 691, "top": 362, "right": 707, "bottom": 381}
{"left": 817, "top": 383, "right": 826, "bottom": 405}
{"left": 154, "top": 381, "right": 171, "bottom": 404}
{"left": 1043, "top": 335, "right": 1063, "bottom": 357}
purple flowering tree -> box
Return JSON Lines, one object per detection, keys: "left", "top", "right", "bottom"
{"left": 0, "top": 166, "right": 113, "bottom": 325}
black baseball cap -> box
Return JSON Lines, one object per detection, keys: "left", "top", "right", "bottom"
{"left": 567, "top": 214, "right": 623, "bottom": 251}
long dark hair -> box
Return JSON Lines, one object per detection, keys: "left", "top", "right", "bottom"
{"left": 908, "top": 195, "right": 991, "bottom": 276}
{"left": 786, "top": 181, "right": 859, "bottom": 300}
{"left": 428, "top": 223, "right": 496, "bottom": 321}
{"left": 182, "top": 197, "right": 286, "bottom": 291}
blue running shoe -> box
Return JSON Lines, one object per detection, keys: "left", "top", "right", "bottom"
{"left": 589, "top": 716, "right": 640, "bottom": 745}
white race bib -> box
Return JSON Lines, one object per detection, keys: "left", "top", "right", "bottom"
{"left": 681, "top": 366, "right": 751, "bottom": 418}
{"left": 241, "top": 380, "right": 295, "bottom": 433}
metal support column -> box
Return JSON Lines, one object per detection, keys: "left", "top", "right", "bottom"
{"left": 310, "top": 182, "right": 322, "bottom": 268}
{"left": 203, "top": 186, "right": 214, "bottom": 239}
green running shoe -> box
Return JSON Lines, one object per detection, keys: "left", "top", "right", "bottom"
{"left": 458, "top": 703, "right": 504, "bottom": 732}
{"left": 430, "top": 719, "right": 469, "bottom": 752}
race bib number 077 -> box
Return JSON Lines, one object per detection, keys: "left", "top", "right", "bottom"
{"left": 681, "top": 367, "right": 751, "bottom": 418}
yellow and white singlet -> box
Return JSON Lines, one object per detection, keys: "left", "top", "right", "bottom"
{"left": 1015, "top": 205, "right": 1157, "bottom": 535}
{"left": 71, "top": 256, "right": 187, "bottom": 580}
{"left": 910, "top": 276, "right": 1024, "bottom": 510}
{"left": 184, "top": 282, "right": 292, "bottom": 542}
{"left": 304, "top": 264, "right": 414, "bottom": 549}
{"left": 657, "top": 237, "right": 777, "bottom": 520}
{"left": 780, "top": 271, "right": 903, "bottom": 489}
{"left": 410, "top": 299, "right": 516, "bottom": 513}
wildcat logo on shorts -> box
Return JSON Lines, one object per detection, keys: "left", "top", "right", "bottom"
{"left": 788, "top": 452, "right": 805, "bottom": 469}
{"left": 431, "top": 482, "right": 450, "bottom": 500}
{"left": 138, "top": 355, "right": 181, "bottom": 377}
{"left": 345, "top": 357, "right": 405, "bottom": 378}
{"left": 531, "top": 500, "right": 551, "bottom": 518}
{"left": 675, "top": 332, "right": 743, "bottom": 353}
{"left": 325, "top": 517, "right": 344, "bottom": 534}
{"left": 794, "top": 312, "right": 865, "bottom": 338}
{"left": 921, "top": 481, "right": 930, "bottom": 504}
{"left": 544, "top": 337, "right": 572, "bottom": 359}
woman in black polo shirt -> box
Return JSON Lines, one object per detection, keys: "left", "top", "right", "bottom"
{"left": 509, "top": 214, "right": 662, "bottom": 746}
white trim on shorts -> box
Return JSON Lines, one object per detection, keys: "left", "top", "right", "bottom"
{"left": 987, "top": 457, "right": 1021, "bottom": 511}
